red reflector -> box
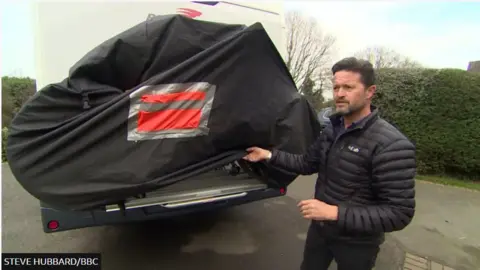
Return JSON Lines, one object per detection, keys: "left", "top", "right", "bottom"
{"left": 48, "top": 220, "right": 59, "bottom": 230}
{"left": 280, "top": 188, "right": 286, "bottom": 194}
{"left": 137, "top": 109, "right": 201, "bottom": 131}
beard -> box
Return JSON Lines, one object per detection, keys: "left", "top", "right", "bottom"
{"left": 335, "top": 101, "right": 365, "bottom": 116}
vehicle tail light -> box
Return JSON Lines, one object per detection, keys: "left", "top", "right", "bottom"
{"left": 280, "top": 188, "right": 286, "bottom": 194}
{"left": 47, "top": 220, "right": 59, "bottom": 230}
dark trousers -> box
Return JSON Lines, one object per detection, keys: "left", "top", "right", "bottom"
{"left": 300, "top": 222, "right": 380, "bottom": 270}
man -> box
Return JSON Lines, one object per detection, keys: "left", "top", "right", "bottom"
{"left": 244, "top": 57, "right": 416, "bottom": 270}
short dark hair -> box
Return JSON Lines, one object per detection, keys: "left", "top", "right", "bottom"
{"left": 331, "top": 57, "right": 375, "bottom": 87}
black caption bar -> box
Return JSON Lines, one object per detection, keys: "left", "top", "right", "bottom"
{"left": 2, "top": 253, "right": 101, "bottom": 270}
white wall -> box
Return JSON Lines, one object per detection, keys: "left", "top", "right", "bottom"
{"left": 32, "top": 1, "right": 286, "bottom": 90}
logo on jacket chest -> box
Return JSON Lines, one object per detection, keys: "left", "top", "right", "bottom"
{"left": 347, "top": 145, "right": 360, "bottom": 153}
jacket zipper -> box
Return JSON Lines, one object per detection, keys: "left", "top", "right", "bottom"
{"left": 323, "top": 126, "right": 362, "bottom": 197}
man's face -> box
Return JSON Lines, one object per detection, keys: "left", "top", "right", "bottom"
{"left": 332, "top": 70, "right": 375, "bottom": 116}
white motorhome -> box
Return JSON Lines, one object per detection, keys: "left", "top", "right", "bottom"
{"left": 33, "top": 1, "right": 287, "bottom": 91}
{"left": 32, "top": 1, "right": 289, "bottom": 233}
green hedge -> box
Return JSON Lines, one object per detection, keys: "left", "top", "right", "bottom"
{"left": 2, "top": 76, "right": 36, "bottom": 129}
{"left": 374, "top": 68, "right": 480, "bottom": 180}
{"left": 2, "top": 127, "right": 8, "bottom": 163}
{"left": 2, "top": 77, "right": 36, "bottom": 163}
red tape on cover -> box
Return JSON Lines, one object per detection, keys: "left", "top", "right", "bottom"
{"left": 141, "top": 91, "right": 205, "bottom": 103}
{"left": 137, "top": 109, "right": 201, "bottom": 131}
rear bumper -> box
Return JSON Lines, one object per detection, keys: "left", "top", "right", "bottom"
{"left": 40, "top": 187, "right": 285, "bottom": 233}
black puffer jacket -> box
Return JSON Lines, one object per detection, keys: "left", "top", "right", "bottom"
{"left": 270, "top": 106, "right": 416, "bottom": 243}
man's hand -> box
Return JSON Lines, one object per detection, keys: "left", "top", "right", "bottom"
{"left": 243, "top": 147, "right": 272, "bottom": 162}
{"left": 298, "top": 199, "right": 339, "bottom": 221}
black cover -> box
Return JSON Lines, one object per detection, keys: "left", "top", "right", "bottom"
{"left": 6, "top": 15, "right": 321, "bottom": 211}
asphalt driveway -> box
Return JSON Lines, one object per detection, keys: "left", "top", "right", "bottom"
{"left": 2, "top": 163, "right": 311, "bottom": 270}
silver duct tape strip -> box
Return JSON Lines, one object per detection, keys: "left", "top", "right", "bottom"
{"left": 138, "top": 99, "right": 204, "bottom": 112}
{"left": 127, "top": 82, "right": 216, "bottom": 141}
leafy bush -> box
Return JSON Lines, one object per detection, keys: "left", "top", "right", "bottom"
{"left": 2, "top": 127, "right": 8, "bottom": 163}
{"left": 374, "top": 68, "right": 480, "bottom": 179}
{"left": 2, "top": 76, "right": 36, "bottom": 163}
{"left": 2, "top": 76, "right": 36, "bottom": 128}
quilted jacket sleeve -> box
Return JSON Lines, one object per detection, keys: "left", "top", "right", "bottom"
{"left": 269, "top": 134, "right": 323, "bottom": 175}
{"left": 337, "top": 138, "right": 416, "bottom": 233}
